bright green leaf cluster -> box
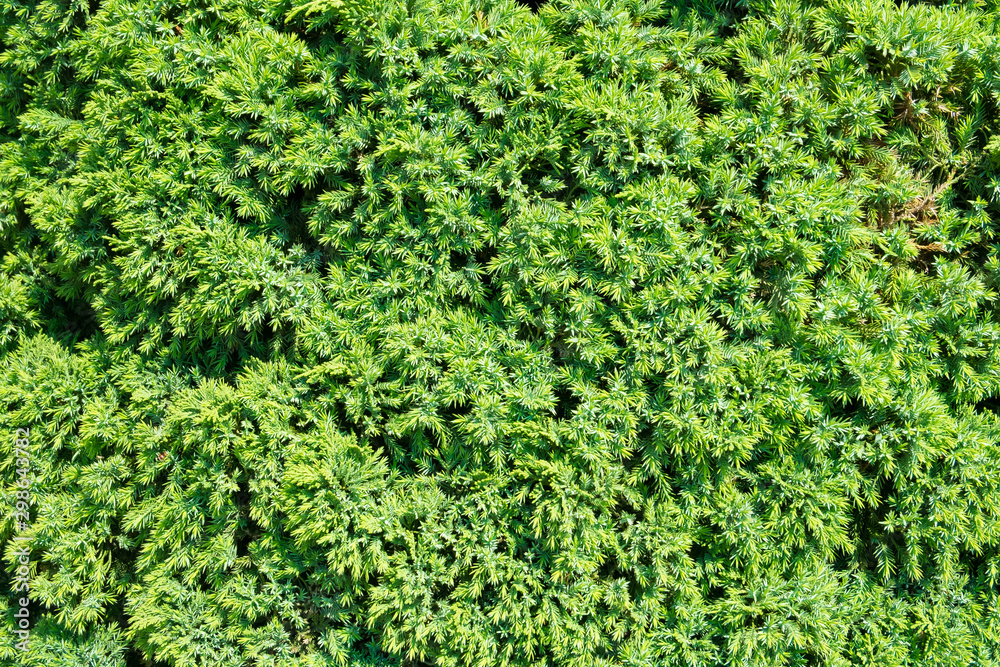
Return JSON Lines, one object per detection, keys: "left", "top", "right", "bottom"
{"left": 2, "top": 0, "right": 1000, "bottom": 664}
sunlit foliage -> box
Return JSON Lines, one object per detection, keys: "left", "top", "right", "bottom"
{"left": 2, "top": 0, "right": 1000, "bottom": 664}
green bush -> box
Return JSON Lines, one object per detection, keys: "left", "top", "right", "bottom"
{"left": 2, "top": 0, "right": 1000, "bottom": 664}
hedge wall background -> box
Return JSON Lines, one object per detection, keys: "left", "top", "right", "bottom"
{"left": 2, "top": 0, "right": 1000, "bottom": 664}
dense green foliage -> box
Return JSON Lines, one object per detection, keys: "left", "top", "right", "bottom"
{"left": 2, "top": 0, "right": 1000, "bottom": 663}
